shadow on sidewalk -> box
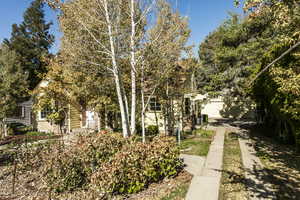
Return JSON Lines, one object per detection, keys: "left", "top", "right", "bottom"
{"left": 215, "top": 120, "right": 300, "bottom": 200}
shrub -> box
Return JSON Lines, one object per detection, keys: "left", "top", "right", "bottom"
{"left": 7, "top": 122, "right": 33, "bottom": 135}
{"left": 146, "top": 125, "right": 159, "bottom": 135}
{"left": 45, "top": 149, "right": 88, "bottom": 192}
{"left": 26, "top": 131, "right": 52, "bottom": 136}
{"left": 44, "top": 132, "right": 126, "bottom": 193}
{"left": 91, "top": 136, "right": 183, "bottom": 195}
{"left": 41, "top": 133, "right": 183, "bottom": 195}
{"left": 78, "top": 132, "right": 127, "bottom": 172}
{"left": 151, "top": 137, "right": 183, "bottom": 178}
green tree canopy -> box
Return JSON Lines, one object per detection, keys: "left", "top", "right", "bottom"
{"left": 4, "top": 0, "right": 54, "bottom": 90}
{"left": 0, "top": 44, "right": 28, "bottom": 136}
{"left": 197, "top": 1, "right": 300, "bottom": 148}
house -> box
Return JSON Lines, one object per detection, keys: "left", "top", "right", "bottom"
{"left": 144, "top": 96, "right": 183, "bottom": 133}
{"left": 144, "top": 61, "right": 191, "bottom": 133}
{"left": 35, "top": 80, "right": 100, "bottom": 134}
{"left": 144, "top": 92, "right": 256, "bottom": 133}
{"left": 184, "top": 93, "right": 224, "bottom": 119}
{"left": 36, "top": 104, "right": 100, "bottom": 134}
{"left": 6, "top": 99, "right": 33, "bottom": 126}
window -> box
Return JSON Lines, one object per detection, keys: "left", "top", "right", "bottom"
{"left": 149, "top": 97, "right": 161, "bottom": 111}
{"left": 185, "top": 98, "right": 190, "bottom": 115}
{"left": 10, "top": 106, "right": 25, "bottom": 118}
{"left": 40, "top": 107, "right": 51, "bottom": 120}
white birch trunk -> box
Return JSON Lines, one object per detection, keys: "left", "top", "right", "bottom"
{"left": 104, "top": 107, "right": 108, "bottom": 129}
{"left": 114, "top": 73, "right": 130, "bottom": 137}
{"left": 141, "top": 62, "right": 146, "bottom": 143}
{"left": 130, "top": 0, "right": 137, "bottom": 135}
{"left": 3, "top": 119, "right": 8, "bottom": 137}
{"left": 123, "top": 87, "right": 130, "bottom": 130}
{"left": 0, "top": 119, "right": 5, "bottom": 138}
{"left": 103, "top": 0, "right": 130, "bottom": 137}
{"left": 97, "top": 112, "right": 101, "bottom": 131}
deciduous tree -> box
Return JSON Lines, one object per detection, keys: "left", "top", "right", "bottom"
{"left": 0, "top": 45, "right": 28, "bottom": 137}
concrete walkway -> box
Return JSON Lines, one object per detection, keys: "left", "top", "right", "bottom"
{"left": 185, "top": 127, "right": 225, "bottom": 200}
{"left": 238, "top": 129, "right": 276, "bottom": 199}
{"left": 180, "top": 154, "right": 206, "bottom": 176}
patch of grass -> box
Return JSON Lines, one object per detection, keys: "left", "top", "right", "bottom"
{"left": 160, "top": 183, "right": 190, "bottom": 200}
{"left": 25, "top": 131, "right": 52, "bottom": 137}
{"left": 180, "top": 138, "right": 211, "bottom": 156}
{"left": 193, "top": 129, "right": 214, "bottom": 138}
{"left": 180, "top": 129, "right": 215, "bottom": 156}
{"left": 219, "top": 132, "right": 248, "bottom": 200}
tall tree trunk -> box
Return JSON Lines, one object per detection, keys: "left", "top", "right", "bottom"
{"left": 0, "top": 119, "right": 4, "bottom": 139}
{"left": 141, "top": 61, "right": 146, "bottom": 143}
{"left": 123, "top": 86, "right": 130, "bottom": 131}
{"left": 3, "top": 119, "right": 8, "bottom": 137}
{"left": 130, "top": 0, "right": 137, "bottom": 135}
{"left": 113, "top": 72, "right": 130, "bottom": 137}
{"left": 166, "top": 82, "right": 171, "bottom": 135}
{"left": 104, "top": 105, "right": 108, "bottom": 129}
{"left": 154, "top": 108, "right": 159, "bottom": 128}
{"left": 141, "top": 94, "right": 146, "bottom": 143}
{"left": 164, "top": 113, "right": 167, "bottom": 136}
{"left": 103, "top": 0, "right": 130, "bottom": 137}
{"left": 97, "top": 112, "right": 101, "bottom": 132}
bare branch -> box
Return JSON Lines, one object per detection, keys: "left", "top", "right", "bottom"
{"left": 135, "top": 0, "right": 156, "bottom": 26}
{"left": 77, "top": 19, "right": 111, "bottom": 54}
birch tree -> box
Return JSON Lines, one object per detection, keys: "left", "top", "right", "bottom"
{"left": 129, "top": 0, "right": 156, "bottom": 135}
{"left": 130, "top": 0, "right": 137, "bottom": 135}
{"left": 47, "top": 0, "right": 135, "bottom": 137}
{"left": 46, "top": 0, "right": 191, "bottom": 140}
{"left": 139, "top": 0, "right": 191, "bottom": 140}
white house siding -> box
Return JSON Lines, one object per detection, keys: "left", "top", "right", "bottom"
{"left": 144, "top": 93, "right": 256, "bottom": 131}
{"left": 145, "top": 99, "right": 182, "bottom": 133}
{"left": 37, "top": 120, "right": 60, "bottom": 133}
{"left": 145, "top": 112, "right": 165, "bottom": 132}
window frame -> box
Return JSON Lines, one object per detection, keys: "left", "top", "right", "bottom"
{"left": 10, "top": 106, "right": 25, "bottom": 118}
{"left": 149, "top": 97, "right": 161, "bottom": 112}
{"left": 40, "top": 107, "right": 52, "bottom": 120}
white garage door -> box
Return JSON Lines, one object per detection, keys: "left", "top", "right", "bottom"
{"left": 201, "top": 100, "right": 224, "bottom": 119}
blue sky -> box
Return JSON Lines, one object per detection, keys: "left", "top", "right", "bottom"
{"left": 0, "top": 0, "right": 244, "bottom": 56}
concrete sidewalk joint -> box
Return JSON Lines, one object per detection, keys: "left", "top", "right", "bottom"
{"left": 186, "top": 127, "right": 225, "bottom": 200}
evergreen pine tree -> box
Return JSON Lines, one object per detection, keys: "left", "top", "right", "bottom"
{"left": 4, "top": 0, "right": 54, "bottom": 90}
{"left": 0, "top": 44, "right": 28, "bottom": 137}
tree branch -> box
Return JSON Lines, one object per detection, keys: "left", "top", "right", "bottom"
{"left": 249, "top": 41, "right": 300, "bottom": 85}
